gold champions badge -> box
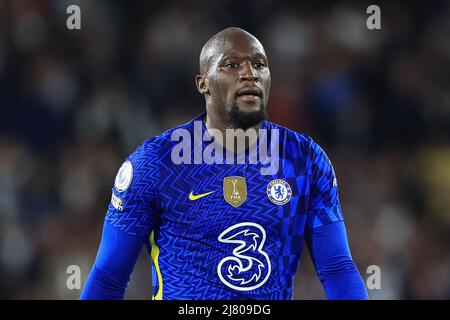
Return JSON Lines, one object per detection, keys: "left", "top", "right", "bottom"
{"left": 223, "top": 176, "right": 247, "bottom": 208}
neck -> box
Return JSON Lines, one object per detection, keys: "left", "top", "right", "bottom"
{"left": 204, "top": 106, "right": 263, "bottom": 153}
{"left": 204, "top": 106, "right": 263, "bottom": 133}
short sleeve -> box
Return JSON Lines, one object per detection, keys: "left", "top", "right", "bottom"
{"left": 105, "top": 139, "right": 160, "bottom": 238}
{"left": 306, "top": 140, "right": 343, "bottom": 229}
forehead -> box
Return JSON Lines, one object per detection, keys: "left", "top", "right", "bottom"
{"left": 211, "top": 35, "right": 267, "bottom": 63}
{"left": 222, "top": 35, "right": 265, "bottom": 55}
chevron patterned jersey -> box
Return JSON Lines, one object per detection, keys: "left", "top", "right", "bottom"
{"left": 105, "top": 113, "right": 343, "bottom": 300}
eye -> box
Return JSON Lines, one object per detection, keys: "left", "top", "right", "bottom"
{"left": 225, "top": 62, "right": 239, "bottom": 69}
{"left": 253, "top": 62, "right": 266, "bottom": 68}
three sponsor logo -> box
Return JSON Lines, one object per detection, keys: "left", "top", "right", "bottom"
{"left": 217, "top": 222, "right": 271, "bottom": 291}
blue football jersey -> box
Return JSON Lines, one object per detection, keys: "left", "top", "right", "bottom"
{"left": 105, "top": 113, "right": 343, "bottom": 300}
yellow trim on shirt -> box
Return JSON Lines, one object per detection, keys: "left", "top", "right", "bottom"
{"left": 150, "top": 230, "right": 163, "bottom": 300}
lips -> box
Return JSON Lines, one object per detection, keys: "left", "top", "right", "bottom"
{"left": 236, "top": 87, "right": 262, "bottom": 98}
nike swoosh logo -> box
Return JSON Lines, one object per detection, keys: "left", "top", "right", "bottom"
{"left": 189, "top": 191, "right": 215, "bottom": 201}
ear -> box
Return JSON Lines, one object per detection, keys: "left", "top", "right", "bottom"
{"left": 195, "top": 74, "right": 209, "bottom": 95}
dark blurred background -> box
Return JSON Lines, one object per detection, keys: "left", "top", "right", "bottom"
{"left": 0, "top": 0, "right": 449, "bottom": 299}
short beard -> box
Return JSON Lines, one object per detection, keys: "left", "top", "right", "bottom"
{"left": 228, "top": 103, "right": 267, "bottom": 130}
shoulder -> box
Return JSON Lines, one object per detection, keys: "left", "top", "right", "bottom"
{"left": 128, "top": 117, "right": 196, "bottom": 161}
{"left": 264, "top": 120, "right": 325, "bottom": 157}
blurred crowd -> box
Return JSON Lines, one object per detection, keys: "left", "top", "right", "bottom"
{"left": 0, "top": 0, "right": 449, "bottom": 299}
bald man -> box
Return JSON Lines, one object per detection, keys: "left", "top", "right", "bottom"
{"left": 81, "top": 27, "right": 368, "bottom": 300}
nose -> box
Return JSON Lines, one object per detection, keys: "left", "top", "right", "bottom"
{"left": 239, "top": 61, "right": 258, "bottom": 82}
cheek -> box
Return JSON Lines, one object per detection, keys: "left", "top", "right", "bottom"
{"left": 208, "top": 79, "right": 221, "bottom": 100}
{"left": 262, "top": 70, "right": 271, "bottom": 87}
{"left": 211, "top": 78, "right": 235, "bottom": 104}
{"left": 260, "top": 77, "right": 271, "bottom": 102}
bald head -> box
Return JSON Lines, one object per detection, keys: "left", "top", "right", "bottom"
{"left": 199, "top": 27, "right": 266, "bottom": 75}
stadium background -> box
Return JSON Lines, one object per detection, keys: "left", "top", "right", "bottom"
{"left": 0, "top": 0, "right": 449, "bottom": 299}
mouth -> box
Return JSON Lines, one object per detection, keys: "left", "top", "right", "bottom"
{"left": 236, "top": 88, "right": 262, "bottom": 103}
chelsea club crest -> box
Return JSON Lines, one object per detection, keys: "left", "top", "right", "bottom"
{"left": 267, "top": 179, "right": 292, "bottom": 205}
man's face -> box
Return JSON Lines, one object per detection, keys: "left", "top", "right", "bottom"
{"left": 204, "top": 34, "right": 271, "bottom": 128}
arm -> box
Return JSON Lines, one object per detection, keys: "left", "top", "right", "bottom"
{"left": 81, "top": 139, "right": 160, "bottom": 300}
{"left": 305, "top": 221, "right": 368, "bottom": 300}
{"left": 305, "top": 139, "right": 368, "bottom": 300}
{"left": 80, "top": 222, "right": 146, "bottom": 300}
